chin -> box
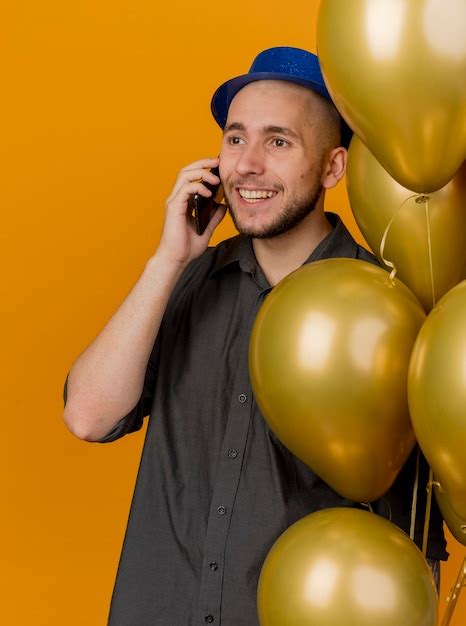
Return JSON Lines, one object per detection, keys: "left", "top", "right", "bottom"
{"left": 231, "top": 214, "right": 277, "bottom": 238}
{"left": 230, "top": 189, "right": 323, "bottom": 239}
{"left": 236, "top": 222, "right": 288, "bottom": 239}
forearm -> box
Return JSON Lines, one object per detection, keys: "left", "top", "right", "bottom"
{"left": 64, "top": 156, "right": 225, "bottom": 441}
{"left": 64, "top": 251, "right": 185, "bottom": 441}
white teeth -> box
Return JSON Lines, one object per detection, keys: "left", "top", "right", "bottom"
{"left": 238, "top": 189, "right": 277, "bottom": 199}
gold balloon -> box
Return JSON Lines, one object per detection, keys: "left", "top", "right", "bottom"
{"left": 317, "top": 0, "right": 466, "bottom": 193}
{"left": 433, "top": 482, "right": 466, "bottom": 546}
{"left": 409, "top": 280, "right": 466, "bottom": 520}
{"left": 347, "top": 137, "right": 466, "bottom": 312}
{"left": 249, "top": 259, "right": 425, "bottom": 503}
{"left": 258, "top": 508, "right": 438, "bottom": 626}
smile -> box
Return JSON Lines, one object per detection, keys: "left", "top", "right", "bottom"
{"left": 238, "top": 188, "right": 278, "bottom": 203}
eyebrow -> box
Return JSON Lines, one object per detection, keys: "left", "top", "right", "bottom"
{"left": 223, "top": 122, "right": 246, "bottom": 133}
{"left": 223, "top": 122, "right": 301, "bottom": 142}
{"left": 263, "top": 126, "right": 301, "bottom": 141}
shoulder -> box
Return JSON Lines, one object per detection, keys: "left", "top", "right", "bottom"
{"left": 355, "top": 244, "right": 381, "bottom": 268}
{"left": 320, "top": 213, "right": 381, "bottom": 269}
{"left": 168, "top": 235, "right": 241, "bottom": 303}
{"left": 182, "top": 235, "right": 240, "bottom": 280}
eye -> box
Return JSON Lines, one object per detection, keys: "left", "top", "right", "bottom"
{"left": 227, "top": 136, "right": 246, "bottom": 145}
{"left": 271, "top": 137, "right": 289, "bottom": 148}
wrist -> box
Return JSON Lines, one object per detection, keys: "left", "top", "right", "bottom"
{"left": 147, "top": 248, "right": 189, "bottom": 278}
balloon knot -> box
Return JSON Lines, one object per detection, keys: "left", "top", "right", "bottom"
{"left": 415, "top": 194, "right": 430, "bottom": 204}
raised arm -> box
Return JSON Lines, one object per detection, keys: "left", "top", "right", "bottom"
{"left": 64, "top": 157, "right": 226, "bottom": 441}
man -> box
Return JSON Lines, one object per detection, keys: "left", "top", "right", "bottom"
{"left": 64, "top": 47, "right": 446, "bottom": 625}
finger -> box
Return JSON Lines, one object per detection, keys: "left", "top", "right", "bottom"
{"left": 176, "top": 158, "right": 219, "bottom": 189}
{"left": 181, "top": 157, "right": 219, "bottom": 173}
{"left": 199, "top": 170, "right": 221, "bottom": 185}
{"left": 169, "top": 166, "right": 220, "bottom": 200}
{"left": 166, "top": 181, "right": 213, "bottom": 217}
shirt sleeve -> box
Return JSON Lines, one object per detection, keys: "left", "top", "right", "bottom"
{"left": 62, "top": 337, "right": 160, "bottom": 444}
{"left": 99, "top": 337, "right": 160, "bottom": 443}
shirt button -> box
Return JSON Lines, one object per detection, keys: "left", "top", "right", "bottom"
{"left": 205, "top": 615, "right": 214, "bottom": 623}
{"left": 238, "top": 393, "right": 247, "bottom": 403}
{"left": 228, "top": 449, "right": 238, "bottom": 459}
{"left": 217, "top": 505, "right": 227, "bottom": 515}
{"left": 209, "top": 562, "right": 218, "bottom": 571}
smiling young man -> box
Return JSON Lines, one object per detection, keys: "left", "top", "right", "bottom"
{"left": 219, "top": 78, "right": 343, "bottom": 286}
{"left": 64, "top": 47, "right": 446, "bottom": 626}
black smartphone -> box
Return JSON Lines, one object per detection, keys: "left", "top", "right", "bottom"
{"left": 188, "top": 166, "right": 224, "bottom": 235}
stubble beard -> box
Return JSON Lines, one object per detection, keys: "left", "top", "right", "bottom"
{"left": 223, "top": 180, "right": 324, "bottom": 239}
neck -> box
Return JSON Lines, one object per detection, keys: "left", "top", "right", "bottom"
{"left": 252, "top": 204, "right": 333, "bottom": 287}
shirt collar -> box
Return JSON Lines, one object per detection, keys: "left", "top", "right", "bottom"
{"left": 209, "top": 235, "right": 253, "bottom": 277}
{"left": 209, "top": 212, "right": 358, "bottom": 278}
{"left": 304, "top": 212, "right": 358, "bottom": 263}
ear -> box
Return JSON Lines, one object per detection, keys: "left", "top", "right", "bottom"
{"left": 321, "top": 147, "right": 347, "bottom": 189}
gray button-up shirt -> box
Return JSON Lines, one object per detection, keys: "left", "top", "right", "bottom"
{"left": 68, "top": 214, "right": 446, "bottom": 626}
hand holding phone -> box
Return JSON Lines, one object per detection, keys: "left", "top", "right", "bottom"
{"left": 159, "top": 158, "right": 226, "bottom": 268}
{"left": 188, "top": 166, "right": 224, "bottom": 235}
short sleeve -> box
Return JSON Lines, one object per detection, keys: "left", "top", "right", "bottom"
{"left": 63, "top": 337, "right": 160, "bottom": 444}
{"left": 97, "top": 338, "right": 160, "bottom": 443}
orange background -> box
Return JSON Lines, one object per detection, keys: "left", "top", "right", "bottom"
{"left": 1, "top": 1, "right": 464, "bottom": 624}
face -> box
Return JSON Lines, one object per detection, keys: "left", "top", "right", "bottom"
{"left": 219, "top": 80, "right": 330, "bottom": 239}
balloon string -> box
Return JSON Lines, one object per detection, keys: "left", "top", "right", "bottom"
{"left": 420, "top": 196, "right": 434, "bottom": 558}
{"left": 380, "top": 193, "right": 418, "bottom": 282}
{"left": 423, "top": 196, "right": 436, "bottom": 308}
{"left": 422, "top": 467, "right": 434, "bottom": 557}
{"left": 360, "top": 501, "right": 374, "bottom": 514}
{"left": 441, "top": 557, "right": 466, "bottom": 626}
{"left": 410, "top": 447, "right": 420, "bottom": 540}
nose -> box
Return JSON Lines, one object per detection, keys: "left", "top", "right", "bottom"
{"left": 235, "top": 141, "right": 265, "bottom": 177}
